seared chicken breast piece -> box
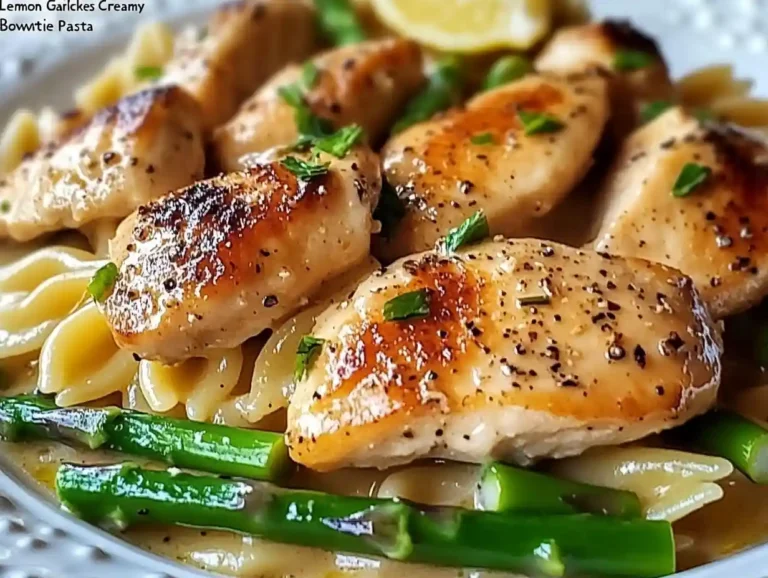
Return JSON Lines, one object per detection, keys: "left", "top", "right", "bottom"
{"left": 536, "top": 20, "right": 674, "bottom": 135}
{"left": 593, "top": 107, "right": 768, "bottom": 319}
{"left": 162, "top": 0, "right": 317, "bottom": 132}
{"left": 287, "top": 238, "right": 722, "bottom": 471}
{"left": 213, "top": 38, "right": 425, "bottom": 172}
{"left": 0, "top": 86, "right": 205, "bottom": 242}
{"left": 375, "top": 71, "right": 609, "bottom": 261}
{"left": 104, "top": 146, "right": 382, "bottom": 363}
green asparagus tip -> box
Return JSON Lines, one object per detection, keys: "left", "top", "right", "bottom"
{"left": 677, "top": 410, "right": 768, "bottom": 485}
{"left": 0, "top": 395, "right": 291, "bottom": 481}
{"left": 477, "top": 462, "right": 643, "bottom": 518}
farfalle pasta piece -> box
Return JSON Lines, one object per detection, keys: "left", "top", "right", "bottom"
{"left": 218, "top": 257, "right": 383, "bottom": 426}
{"left": 0, "top": 269, "right": 97, "bottom": 360}
{"left": 39, "top": 299, "right": 246, "bottom": 418}
{"left": 0, "top": 246, "right": 101, "bottom": 293}
{"left": 38, "top": 301, "right": 138, "bottom": 407}
{"left": 551, "top": 446, "right": 734, "bottom": 522}
{"left": 138, "top": 348, "right": 244, "bottom": 422}
{"left": 75, "top": 21, "right": 175, "bottom": 115}
{"left": 0, "top": 246, "right": 104, "bottom": 360}
{"left": 677, "top": 64, "right": 768, "bottom": 130}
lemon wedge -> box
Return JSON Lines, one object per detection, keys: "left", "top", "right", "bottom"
{"left": 368, "top": 0, "right": 552, "bottom": 53}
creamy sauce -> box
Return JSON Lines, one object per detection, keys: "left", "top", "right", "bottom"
{"left": 4, "top": 425, "right": 768, "bottom": 576}
{"left": 2, "top": 245, "right": 768, "bottom": 576}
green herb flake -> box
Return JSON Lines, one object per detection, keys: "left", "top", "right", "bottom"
{"left": 302, "top": 62, "right": 320, "bottom": 90}
{"left": 482, "top": 55, "right": 531, "bottom": 91}
{"left": 672, "top": 163, "right": 712, "bottom": 198}
{"left": 613, "top": 49, "right": 655, "bottom": 72}
{"left": 440, "top": 210, "right": 490, "bottom": 253}
{"left": 640, "top": 100, "right": 673, "bottom": 124}
{"left": 373, "top": 181, "right": 406, "bottom": 239}
{"left": 517, "top": 109, "right": 564, "bottom": 136}
{"left": 312, "top": 124, "right": 364, "bottom": 158}
{"left": 383, "top": 289, "right": 431, "bottom": 322}
{"left": 88, "top": 262, "right": 119, "bottom": 302}
{"left": 392, "top": 56, "right": 463, "bottom": 134}
{"left": 517, "top": 293, "right": 551, "bottom": 307}
{"left": 294, "top": 335, "right": 325, "bottom": 382}
{"left": 278, "top": 84, "right": 305, "bottom": 108}
{"left": 134, "top": 65, "right": 163, "bottom": 81}
{"left": 0, "top": 200, "right": 11, "bottom": 214}
{"left": 280, "top": 156, "right": 330, "bottom": 181}
{"left": 470, "top": 132, "right": 495, "bottom": 145}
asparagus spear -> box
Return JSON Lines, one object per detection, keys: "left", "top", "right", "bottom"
{"left": 314, "top": 0, "right": 366, "bottom": 46}
{"left": 392, "top": 56, "right": 464, "bottom": 134}
{"left": 57, "top": 463, "right": 676, "bottom": 577}
{"left": 678, "top": 410, "right": 768, "bottom": 484}
{"left": 482, "top": 55, "right": 532, "bottom": 91}
{"left": 0, "top": 396, "right": 289, "bottom": 481}
{"left": 477, "top": 462, "right": 643, "bottom": 518}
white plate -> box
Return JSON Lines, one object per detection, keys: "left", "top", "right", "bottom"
{"left": 0, "top": 0, "right": 766, "bottom": 576}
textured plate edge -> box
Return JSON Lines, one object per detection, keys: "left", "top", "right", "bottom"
{"left": 0, "top": 0, "right": 765, "bottom": 576}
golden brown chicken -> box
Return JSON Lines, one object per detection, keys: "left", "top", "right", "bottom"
{"left": 374, "top": 71, "right": 609, "bottom": 261}
{"left": 212, "top": 38, "right": 425, "bottom": 172}
{"left": 103, "top": 145, "right": 382, "bottom": 363}
{"left": 162, "top": 0, "right": 318, "bottom": 132}
{"left": 287, "top": 238, "right": 722, "bottom": 471}
{"left": 592, "top": 107, "right": 768, "bottom": 319}
{"left": 0, "top": 86, "right": 205, "bottom": 242}
{"left": 535, "top": 20, "right": 675, "bottom": 136}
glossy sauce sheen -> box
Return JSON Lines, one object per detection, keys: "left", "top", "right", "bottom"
{"left": 213, "top": 38, "right": 425, "bottom": 172}
{"left": 161, "top": 0, "right": 318, "bottom": 133}
{"left": 535, "top": 20, "right": 674, "bottom": 136}
{"left": 593, "top": 107, "right": 768, "bottom": 318}
{"left": 288, "top": 239, "right": 721, "bottom": 471}
{"left": 5, "top": 438, "right": 768, "bottom": 576}
{"left": 0, "top": 87, "right": 205, "bottom": 242}
{"left": 104, "top": 146, "right": 381, "bottom": 363}
{"left": 376, "top": 71, "right": 609, "bottom": 261}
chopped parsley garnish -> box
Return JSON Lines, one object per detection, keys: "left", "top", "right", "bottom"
{"left": 0, "top": 200, "right": 11, "bottom": 214}
{"left": 672, "top": 163, "right": 711, "bottom": 198}
{"left": 392, "top": 55, "right": 463, "bottom": 134}
{"left": 312, "top": 124, "right": 364, "bottom": 158}
{"left": 440, "top": 210, "right": 490, "bottom": 253}
{"left": 296, "top": 110, "right": 334, "bottom": 142}
{"left": 373, "top": 181, "right": 406, "bottom": 239}
{"left": 517, "top": 109, "right": 564, "bottom": 136}
{"left": 278, "top": 74, "right": 334, "bottom": 145}
{"left": 280, "top": 156, "right": 330, "bottom": 180}
{"left": 470, "top": 132, "right": 495, "bottom": 145}
{"left": 302, "top": 62, "right": 320, "bottom": 90}
{"left": 640, "top": 100, "right": 673, "bottom": 124}
{"left": 88, "top": 262, "right": 119, "bottom": 302}
{"left": 134, "top": 65, "right": 163, "bottom": 81}
{"left": 383, "top": 289, "right": 431, "bottom": 322}
{"left": 278, "top": 84, "right": 305, "bottom": 108}
{"left": 613, "top": 49, "right": 655, "bottom": 72}
{"left": 482, "top": 55, "right": 531, "bottom": 91}
{"left": 294, "top": 335, "right": 325, "bottom": 382}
